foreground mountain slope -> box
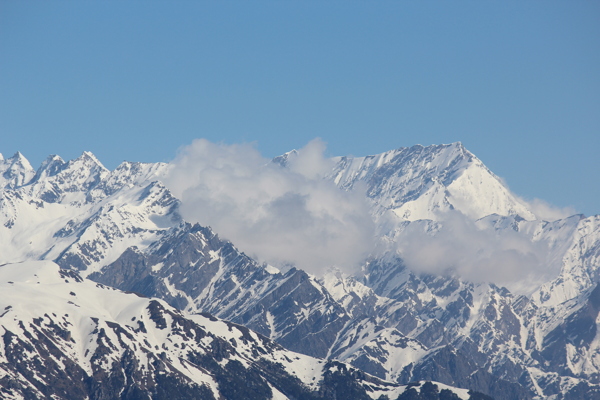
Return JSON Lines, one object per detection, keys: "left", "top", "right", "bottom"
{"left": 90, "top": 222, "right": 351, "bottom": 359}
{"left": 4, "top": 260, "right": 473, "bottom": 400}
{"left": 88, "top": 223, "right": 530, "bottom": 399}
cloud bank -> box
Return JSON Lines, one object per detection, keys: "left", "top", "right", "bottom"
{"left": 395, "top": 211, "right": 556, "bottom": 294}
{"left": 163, "top": 138, "right": 375, "bottom": 275}
{"left": 164, "top": 138, "right": 571, "bottom": 293}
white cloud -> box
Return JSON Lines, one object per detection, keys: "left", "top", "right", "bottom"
{"left": 163, "top": 138, "right": 375, "bottom": 275}
{"left": 395, "top": 211, "right": 555, "bottom": 294}
{"left": 525, "top": 197, "right": 577, "bottom": 221}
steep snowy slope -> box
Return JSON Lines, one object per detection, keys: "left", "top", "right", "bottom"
{"left": 90, "top": 222, "right": 351, "bottom": 359}
{"left": 532, "top": 215, "right": 600, "bottom": 307}
{"left": 328, "top": 142, "right": 535, "bottom": 221}
{"left": 0, "top": 260, "right": 479, "bottom": 400}
{"left": 89, "top": 223, "right": 529, "bottom": 400}
{"left": 0, "top": 152, "right": 176, "bottom": 274}
{"left": 320, "top": 263, "right": 537, "bottom": 400}
{"left": 0, "top": 152, "right": 35, "bottom": 189}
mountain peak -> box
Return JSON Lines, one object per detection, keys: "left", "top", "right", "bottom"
{"left": 331, "top": 142, "right": 534, "bottom": 221}
{"left": 8, "top": 151, "right": 33, "bottom": 169}
{"left": 0, "top": 151, "right": 35, "bottom": 188}
{"left": 46, "top": 154, "right": 64, "bottom": 162}
{"left": 31, "top": 154, "right": 67, "bottom": 182}
{"left": 76, "top": 151, "right": 106, "bottom": 169}
{"left": 448, "top": 140, "right": 464, "bottom": 148}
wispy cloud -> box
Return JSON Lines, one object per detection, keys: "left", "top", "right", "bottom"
{"left": 163, "top": 138, "right": 375, "bottom": 275}
{"left": 395, "top": 211, "right": 556, "bottom": 294}
{"left": 524, "top": 197, "right": 578, "bottom": 221}
{"left": 497, "top": 176, "right": 577, "bottom": 221}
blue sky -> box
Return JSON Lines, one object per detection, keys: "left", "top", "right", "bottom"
{"left": 1, "top": 1, "right": 598, "bottom": 216}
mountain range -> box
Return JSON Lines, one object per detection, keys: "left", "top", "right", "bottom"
{"left": 1, "top": 143, "right": 598, "bottom": 400}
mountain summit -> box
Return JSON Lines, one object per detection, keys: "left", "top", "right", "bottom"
{"left": 0, "top": 143, "right": 598, "bottom": 399}
{"left": 329, "top": 142, "right": 535, "bottom": 221}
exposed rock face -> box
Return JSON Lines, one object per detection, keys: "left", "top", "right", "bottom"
{"left": 2, "top": 144, "right": 600, "bottom": 399}
{"left": 1, "top": 261, "right": 440, "bottom": 400}
{"left": 91, "top": 222, "right": 351, "bottom": 359}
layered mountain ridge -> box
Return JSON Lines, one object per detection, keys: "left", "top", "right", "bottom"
{"left": 1, "top": 143, "right": 598, "bottom": 399}
{"left": 2, "top": 260, "right": 449, "bottom": 400}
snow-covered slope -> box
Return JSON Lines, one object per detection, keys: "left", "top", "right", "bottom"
{"left": 0, "top": 260, "right": 478, "bottom": 400}
{"left": 532, "top": 215, "right": 600, "bottom": 307}
{"left": 328, "top": 142, "right": 536, "bottom": 221}
{"left": 0, "top": 152, "right": 35, "bottom": 189}
{"left": 2, "top": 145, "right": 600, "bottom": 400}
{"left": 280, "top": 143, "right": 600, "bottom": 399}
{"left": 0, "top": 152, "right": 176, "bottom": 274}
{"left": 90, "top": 222, "right": 352, "bottom": 359}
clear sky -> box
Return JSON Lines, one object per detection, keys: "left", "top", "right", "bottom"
{"left": 1, "top": 1, "right": 598, "bottom": 216}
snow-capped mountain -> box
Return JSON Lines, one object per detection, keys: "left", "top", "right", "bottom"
{"left": 0, "top": 152, "right": 36, "bottom": 189}
{"left": 0, "top": 152, "right": 175, "bottom": 274}
{"left": 1, "top": 143, "right": 599, "bottom": 399}
{"left": 3, "top": 260, "right": 457, "bottom": 400}
{"left": 327, "top": 143, "right": 535, "bottom": 222}
{"left": 89, "top": 222, "right": 351, "bottom": 360}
